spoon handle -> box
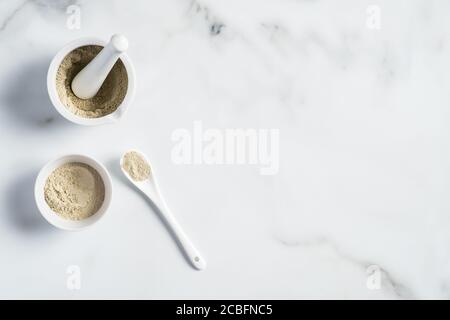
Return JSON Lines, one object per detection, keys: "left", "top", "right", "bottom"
{"left": 145, "top": 184, "right": 206, "bottom": 270}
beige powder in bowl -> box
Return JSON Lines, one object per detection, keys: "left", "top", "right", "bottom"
{"left": 44, "top": 162, "right": 105, "bottom": 220}
{"left": 56, "top": 45, "right": 128, "bottom": 118}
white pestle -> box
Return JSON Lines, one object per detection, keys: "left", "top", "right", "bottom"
{"left": 71, "top": 34, "right": 128, "bottom": 100}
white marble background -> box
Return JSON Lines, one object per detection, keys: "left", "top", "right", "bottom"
{"left": 0, "top": 0, "right": 449, "bottom": 299}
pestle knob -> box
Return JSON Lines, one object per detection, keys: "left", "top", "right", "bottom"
{"left": 71, "top": 34, "right": 128, "bottom": 99}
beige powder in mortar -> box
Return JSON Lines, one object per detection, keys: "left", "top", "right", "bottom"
{"left": 122, "top": 151, "right": 151, "bottom": 181}
{"left": 44, "top": 162, "right": 105, "bottom": 220}
{"left": 56, "top": 45, "right": 128, "bottom": 118}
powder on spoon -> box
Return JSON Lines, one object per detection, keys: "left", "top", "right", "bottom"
{"left": 122, "top": 151, "right": 151, "bottom": 181}
{"left": 56, "top": 45, "right": 128, "bottom": 118}
{"left": 44, "top": 162, "right": 105, "bottom": 220}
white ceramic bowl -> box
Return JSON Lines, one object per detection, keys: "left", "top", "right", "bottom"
{"left": 34, "top": 154, "right": 113, "bottom": 231}
{"left": 47, "top": 37, "right": 136, "bottom": 126}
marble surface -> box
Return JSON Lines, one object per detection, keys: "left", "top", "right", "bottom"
{"left": 0, "top": 0, "right": 449, "bottom": 299}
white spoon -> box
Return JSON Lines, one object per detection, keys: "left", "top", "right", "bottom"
{"left": 71, "top": 34, "right": 128, "bottom": 99}
{"left": 120, "top": 150, "right": 206, "bottom": 270}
